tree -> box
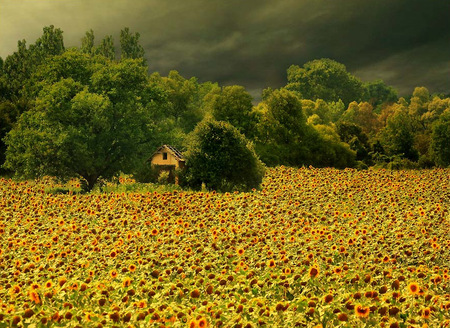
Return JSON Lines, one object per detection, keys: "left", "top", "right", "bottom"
{"left": 286, "top": 58, "right": 365, "bottom": 106}
{"left": 81, "top": 29, "right": 95, "bottom": 55}
{"left": 3, "top": 49, "right": 163, "bottom": 191}
{"left": 182, "top": 119, "right": 265, "bottom": 192}
{"left": 336, "top": 121, "right": 371, "bottom": 162}
{"left": 430, "top": 110, "right": 450, "bottom": 167}
{"left": 409, "top": 87, "right": 430, "bottom": 117}
{"left": 96, "top": 35, "right": 115, "bottom": 60}
{"left": 149, "top": 70, "right": 209, "bottom": 133}
{"left": 36, "top": 25, "right": 65, "bottom": 57}
{"left": 364, "top": 80, "right": 398, "bottom": 108}
{"left": 255, "top": 88, "right": 311, "bottom": 166}
{"left": 204, "top": 85, "right": 257, "bottom": 138}
{"left": 340, "top": 101, "right": 380, "bottom": 136}
{"left": 0, "top": 26, "right": 66, "bottom": 167}
{"left": 120, "top": 27, "right": 145, "bottom": 62}
{"left": 379, "top": 110, "right": 418, "bottom": 161}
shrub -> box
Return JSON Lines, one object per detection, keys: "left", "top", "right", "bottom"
{"left": 182, "top": 119, "right": 265, "bottom": 192}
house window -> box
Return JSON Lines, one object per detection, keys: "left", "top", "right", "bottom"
{"left": 163, "top": 152, "right": 168, "bottom": 160}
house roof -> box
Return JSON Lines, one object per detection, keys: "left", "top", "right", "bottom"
{"left": 152, "top": 144, "right": 185, "bottom": 161}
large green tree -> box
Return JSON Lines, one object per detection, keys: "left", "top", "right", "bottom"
{"left": 183, "top": 119, "right": 265, "bottom": 192}
{"left": 255, "top": 88, "right": 312, "bottom": 166}
{"left": 379, "top": 110, "right": 418, "bottom": 161}
{"left": 286, "top": 58, "right": 365, "bottom": 106}
{"left": 3, "top": 49, "right": 163, "bottom": 190}
{"left": 364, "top": 80, "right": 398, "bottom": 108}
{"left": 430, "top": 110, "right": 450, "bottom": 167}
{"left": 149, "top": 70, "right": 214, "bottom": 134}
{"left": 204, "top": 85, "right": 258, "bottom": 138}
{"left": 0, "top": 26, "right": 65, "bottom": 168}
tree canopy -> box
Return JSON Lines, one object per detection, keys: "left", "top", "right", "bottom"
{"left": 286, "top": 58, "right": 365, "bottom": 106}
{"left": 182, "top": 119, "right": 265, "bottom": 192}
{"left": 3, "top": 49, "right": 163, "bottom": 190}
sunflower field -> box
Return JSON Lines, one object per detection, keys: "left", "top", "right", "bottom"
{"left": 0, "top": 167, "right": 449, "bottom": 327}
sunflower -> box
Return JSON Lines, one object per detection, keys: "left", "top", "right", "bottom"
{"left": 128, "top": 264, "right": 137, "bottom": 272}
{"left": 408, "top": 282, "right": 420, "bottom": 295}
{"left": 309, "top": 266, "right": 320, "bottom": 278}
{"left": 188, "top": 319, "right": 198, "bottom": 328}
{"left": 421, "top": 307, "right": 431, "bottom": 319}
{"left": 197, "top": 317, "right": 208, "bottom": 328}
{"left": 267, "top": 259, "right": 276, "bottom": 268}
{"left": 355, "top": 304, "right": 370, "bottom": 318}
{"left": 122, "top": 277, "right": 132, "bottom": 288}
{"left": 283, "top": 267, "right": 292, "bottom": 275}
{"left": 324, "top": 294, "right": 333, "bottom": 303}
{"left": 29, "top": 290, "right": 41, "bottom": 304}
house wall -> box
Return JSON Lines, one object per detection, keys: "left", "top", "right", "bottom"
{"left": 151, "top": 152, "right": 181, "bottom": 168}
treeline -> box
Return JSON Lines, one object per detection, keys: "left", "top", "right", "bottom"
{"left": 1, "top": 26, "right": 449, "bottom": 189}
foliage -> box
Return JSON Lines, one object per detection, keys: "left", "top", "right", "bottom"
{"left": 307, "top": 127, "right": 356, "bottom": 169}
{"left": 286, "top": 58, "right": 365, "bottom": 106}
{"left": 2, "top": 25, "right": 450, "bottom": 178}
{"left": 183, "top": 119, "right": 265, "bottom": 192}
{"left": 336, "top": 122, "right": 371, "bottom": 162}
{"left": 3, "top": 49, "right": 163, "bottom": 191}
{"left": 149, "top": 70, "right": 214, "bottom": 134}
{"left": 256, "top": 88, "right": 355, "bottom": 168}
{"left": 340, "top": 101, "right": 380, "bottom": 136}
{"left": 430, "top": 110, "right": 450, "bottom": 167}
{"left": 157, "top": 170, "right": 170, "bottom": 185}
{"left": 132, "top": 161, "right": 161, "bottom": 184}
{"left": 363, "top": 79, "right": 398, "bottom": 108}
{"left": 120, "top": 27, "right": 146, "bottom": 62}
{"left": 0, "top": 168, "right": 449, "bottom": 327}
{"left": 255, "top": 88, "right": 311, "bottom": 166}
{"left": 1, "top": 25, "right": 65, "bottom": 99}
{"left": 204, "top": 85, "right": 258, "bottom": 138}
{"left": 379, "top": 110, "right": 419, "bottom": 161}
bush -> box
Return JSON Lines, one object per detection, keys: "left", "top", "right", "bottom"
{"left": 133, "top": 162, "right": 160, "bottom": 183}
{"left": 157, "top": 171, "right": 170, "bottom": 184}
{"left": 182, "top": 119, "right": 265, "bottom": 192}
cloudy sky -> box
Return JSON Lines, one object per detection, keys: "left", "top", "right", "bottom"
{"left": 1, "top": 0, "right": 449, "bottom": 100}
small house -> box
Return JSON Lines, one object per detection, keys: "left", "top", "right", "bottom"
{"left": 149, "top": 145, "right": 185, "bottom": 184}
{"left": 150, "top": 145, "right": 185, "bottom": 169}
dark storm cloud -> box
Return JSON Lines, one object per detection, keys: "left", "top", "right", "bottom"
{"left": 1, "top": 0, "right": 449, "bottom": 100}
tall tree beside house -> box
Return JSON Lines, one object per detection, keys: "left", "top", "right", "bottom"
{"left": 149, "top": 70, "right": 212, "bottom": 134}
{"left": 182, "top": 119, "right": 265, "bottom": 192}
{"left": 204, "top": 85, "right": 258, "bottom": 139}
{"left": 3, "top": 49, "right": 164, "bottom": 191}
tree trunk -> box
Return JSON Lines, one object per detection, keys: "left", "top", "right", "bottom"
{"left": 81, "top": 175, "right": 97, "bottom": 192}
